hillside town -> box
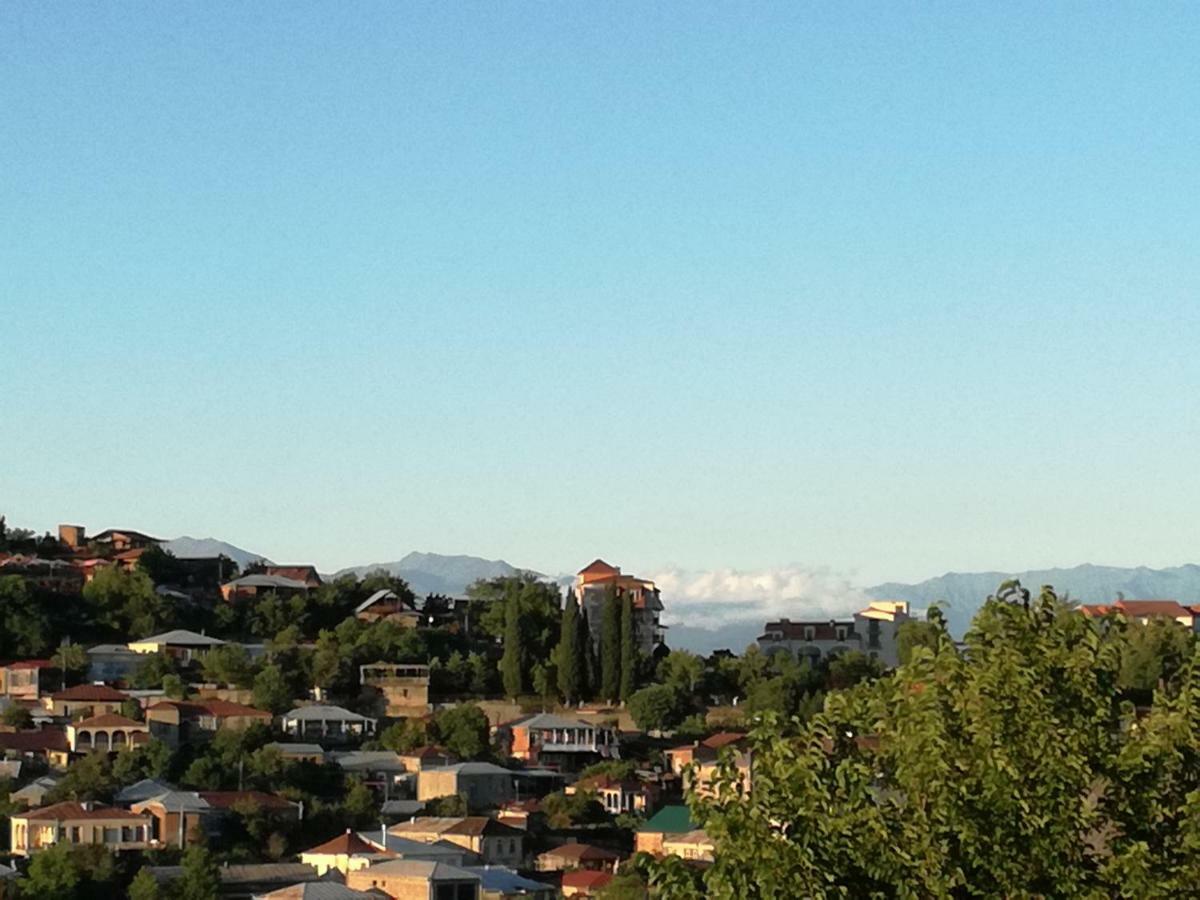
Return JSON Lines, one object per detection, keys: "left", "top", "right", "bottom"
{"left": 3, "top": 518, "right": 1200, "bottom": 898}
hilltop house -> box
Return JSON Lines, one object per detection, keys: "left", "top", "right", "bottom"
{"left": 0, "top": 660, "right": 54, "bottom": 701}
{"left": 220, "top": 574, "right": 313, "bottom": 603}
{"left": 388, "top": 816, "right": 525, "bottom": 867}
{"left": 146, "top": 698, "right": 272, "bottom": 747}
{"left": 43, "top": 683, "right": 130, "bottom": 718}
{"left": 281, "top": 705, "right": 376, "bottom": 741}
{"left": 66, "top": 714, "right": 150, "bottom": 752}
{"left": 498, "top": 712, "right": 619, "bottom": 771}
{"left": 534, "top": 842, "right": 620, "bottom": 873}
{"left": 757, "top": 600, "right": 912, "bottom": 668}
{"left": 128, "top": 629, "right": 226, "bottom": 663}
{"left": 574, "top": 560, "right": 665, "bottom": 655}
{"left": 89, "top": 529, "right": 163, "bottom": 553}
{"left": 355, "top": 590, "right": 422, "bottom": 627}
{"left": 10, "top": 802, "right": 154, "bottom": 856}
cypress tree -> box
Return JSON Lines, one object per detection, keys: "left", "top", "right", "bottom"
{"left": 600, "top": 585, "right": 621, "bottom": 702}
{"left": 580, "top": 607, "right": 598, "bottom": 701}
{"left": 619, "top": 590, "right": 635, "bottom": 702}
{"left": 501, "top": 593, "right": 524, "bottom": 698}
{"left": 557, "top": 591, "right": 580, "bottom": 703}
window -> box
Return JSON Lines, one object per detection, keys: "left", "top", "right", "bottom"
{"left": 70, "top": 826, "right": 81, "bottom": 843}
{"left": 803, "top": 626, "right": 815, "bottom": 641}
{"left": 836, "top": 627, "right": 846, "bottom": 642}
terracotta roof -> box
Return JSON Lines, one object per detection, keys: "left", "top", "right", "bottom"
{"left": 562, "top": 870, "right": 614, "bottom": 889}
{"left": 539, "top": 842, "right": 620, "bottom": 863}
{"left": 1081, "top": 600, "right": 1192, "bottom": 619}
{"left": 52, "top": 683, "right": 129, "bottom": 702}
{"left": 303, "top": 830, "right": 380, "bottom": 856}
{"left": 5, "top": 659, "right": 53, "bottom": 670}
{"left": 0, "top": 728, "right": 69, "bottom": 752}
{"left": 20, "top": 801, "right": 146, "bottom": 821}
{"left": 404, "top": 745, "right": 455, "bottom": 759}
{"left": 74, "top": 713, "right": 144, "bottom": 728}
{"left": 702, "top": 731, "right": 747, "bottom": 750}
{"left": 149, "top": 699, "right": 270, "bottom": 719}
{"left": 198, "top": 791, "right": 295, "bottom": 811}
{"left": 261, "top": 565, "right": 323, "bottom": 586}
{"left": 443, "top": 816, "right": 523, "bottom": 837}
{"left": 577, "top": 559, "right": 619, "bottom": 576}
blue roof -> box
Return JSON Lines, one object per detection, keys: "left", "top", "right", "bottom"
{"left": 466, "top": 866, "right": 554, "bottom": 893}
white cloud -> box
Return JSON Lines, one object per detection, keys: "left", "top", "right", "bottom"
{"left": 648, "top": 565, "right": 871, "bottom": 631}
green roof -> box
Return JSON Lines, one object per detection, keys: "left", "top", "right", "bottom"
{"left": 638, "top": 804, "right": 696, "bottom": 834}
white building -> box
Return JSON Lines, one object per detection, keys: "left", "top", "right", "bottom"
{"left": 757, "top": 600, "right": 911, "bottom": 668}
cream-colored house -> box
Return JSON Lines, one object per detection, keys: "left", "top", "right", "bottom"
{"left": 10, "top": 801, "right": 154, "bottom": 856}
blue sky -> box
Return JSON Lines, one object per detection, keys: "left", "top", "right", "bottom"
{"left": 3, "top": 3, "right": 1199, "bottom": 588}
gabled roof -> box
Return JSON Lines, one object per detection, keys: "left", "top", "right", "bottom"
{"left": 114, "top": 778, "right": 176, "bottom": 804}
{"left": 360, "top": 859, "right": 479, "bottom": 882}
{"left": 562, "top": 870, "right": 614, "bottom": 889}
{"left": 148, "top": 698, "right": 271, "bottom": 719}
{"left": 442, "top": 816, "right": 523, "bottom": 837}
{"left": 20, "top": 801, "right": 147, "bottom": 821}
{"left": 223, "top": 574, "right": 311, "bottom": 591}
{"left": 506, "top": 712, "right": 594, "bottom": 731}
{"left": 257, "top": 884, "right": 381, "bottom": 900}
{"left": 73, "top": 713, "right": 144, "bottom": 729}
{"left": 638, "top": 804, "right": 697, "bottom": 834}
{"left": 354, "top": 589, "right": 417, "bottom": 614}
{"left": 0, "top": 728, "right": 69, "bottom": 753}
{"left": 51, "top": 683, "right": 129, "bottom": 702}
{"left": 465, "top": 866, "right": 554, "bottom": 894}
{"left": 538, "top": 842, "right": 620, "bottom": 863}
{"left": 131, "top": 629, "right": 226, "bottom": 647}
{"left": 578, "top": 559, "right": 620, "bottom": 576}
{"left": 261, "top": 565, "right": 323, "bottom": 586}
{"left": 92, "top": 529, "right": 162, "bottom": 544}
{"left": 702, "top": 731, "right": 747, "bottom": 750}
{"left": 303, "top": 830, "right": 381, "bottom": 856}
{"left": 282, "top": 705, "right": 373, "bottom": 723}
{"left": 5, "top": 659, "right": 53, "bottom": 670}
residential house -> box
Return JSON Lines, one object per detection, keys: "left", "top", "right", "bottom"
{"left": 534, "top": 842, "right": 620, "bottom": 873}
{"left": 560, "top": 870, "right": 613, "bottom": 898}
{"left": 467, "top": 867, "right": 556, "bottom": 900}
{"left": 0, "top": 660, "right": 54, "bottom": 701}
{"left": 146, "top": 698, "right": 272, "bottom": 747}
{"left": 67, "top": 713, "right": 150, "bottom": 752}
{"left": 299, "top": 830, "right": 393, "bottom": 877}
{"left": 256, "top": 565, "right": 323, "bottom": 589}
{"left": 635, "top": 805, "right": 698, "bottom": 856}
{"left": 574, "top": 559, "right": 665, "bottom": 655}
{"left": 398, "top": 745, "right": 458, "bottom": 771}
{"left": 0, "top": 728, "right": 71, "bottom": 769}
{"left": 499, "top": 713, "right": 619, "bottom": 771}
{"left": 662, "top": 829, "right": 715, "bottom": 862}
{"left": 282, "top": 705, "right": 377, "bottom": 741}
{"left": 132, "top": 790, "right": 299, "bottom": 847}
{"left": 44, "top": 683, "right": 130, "bottom": 718}
{"left": 388, "top": 817, "right": 525, "bottom": 867}
{"left": 346, "top": 859, "right": 480, "bottom": 900}
{"left": 330, "top": 750, "right": 412, "bottom": 797}
{"left": 9, "top": 775, "right": 60, "bottom": 810}
{"left": 1080, "top": 599, "right": 1196, "bottom": 628}
{"left": 416, "top": 762, "right": 514, "bottom": 809}
{"left": 221, "top": 574, "right": 314, "bottom": 603}
{"left": 495, "top": 799, "right": 543, "bottom": 831}
{"left": 9, "top": 801, "right": 154, "bottom": 856}
{"left": 360, "top": 831, "right": 475, "bottom": 866}
{"left": 264, "top": 742, "right": 326, "bottom": 764}
{"left": 128, "top": 629, "right": 227, "bottom": 663}
{"left": 0, "top": 556, "right": 83, "bottom": 594}
{"left": 360, "top": 663, "right": 431, "bottom": 717}
{"left": 90, "top": 529, "right": 163, "bottom": 553}
{"left": 666, "top": 732, "right": 752, "bottom": 798}
{"left": 114, "top": 778, "right": 177, "bottom": 805}
{"left": 355, "top": 591, "right": 422, "bottom": 628}
{"left": 86, "top": 644, "right": 143, "bottom": 683}
{"left": 757, "top": 600, "right": 912, "bottom": 668}
{"left": 569, "top": 773, "right": 658, "bottom": 815}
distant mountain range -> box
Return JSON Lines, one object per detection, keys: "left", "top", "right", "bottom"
{"left": 332, "top": 552, "right": 529, "bottom": 597}
{"left": 163, "top": 536, "right": 272, "bottom": 571}
{"left": 867, "top": 563, "right": 1200, "bottom": 636}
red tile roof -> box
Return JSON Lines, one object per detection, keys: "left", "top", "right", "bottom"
{"left": 562, "top": 870, "right": 614, "bottom": 889}
{"left": 303, "top": 830, "right": 380, "bottom": 856}
{"left": 539, "top": 842, "right": 620, "bottom": 863}
{"left": 0, "top": 728, "right": 69, "bottom": 753}
{"left": 21, "top": 802, "right": 146, "bottom": 821}
{"left": 74, "top": 713, "right": 144, "bottom": 729}
{"left": 5, "top": 659, "right": 53, "bottom": 670}
{"left": 147, "top": 699, "right": 271, "bottom": 719}
{"left": 443, "top": 816, "right": 523, "bottom": 837}
{"left": 577, "top": 559, "right": 619, "bottom": 576}
{"left": 198, "top": 791, "right": 295, "bottom": 811}
{"left": 701, "top": 731, "right": 747, "bottom": 750}
{"left": 1081, "top": 600, "right": 1192, "bottom": 620}
{"left": 51, "top": 684, "right": 129, "bottom": 702}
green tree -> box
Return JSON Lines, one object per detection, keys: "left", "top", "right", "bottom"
{"left": 652, "top": 584, "right": 1200, "bottom": 897}
{"left": 628, "top": 683, "right": 688, "bottom": 733}
{"left": 45, "top": 752, "right": 117, "bottom": 803}
{"left": 21, "top": 843, "right": 82, "bottom": 899}
{"left": 825, "top": 649, "right": 884, "bottom": 690}
{"left": 128, "top": 867, "right": 164, "bottom": 900}
{"left": 51, "top": 641, "right": 89, "bottom": 690}
{"left": 131, "top": 651, "right": 180, "bottom": 690}
{"left": 83, "top": 565, "right": 172, "bottom": 638}
{"left": 177, "top": 843, "right": 221, "bottom": 900}
{"left": 557, "top": 591, "right": 582, "bottom": 703}
{"left": 472, "top": 575, "right": 562, "bottom": 670}
{"left": 619, "top": 590, "right": 635, "bottom": 703}
{"left": 433, "top": 703, "right": 491, "bottom": 760}
{"left": 162, "top": 672, "right": 188, "bottom": 700}
{"left": 896, "top": 614, "right": 944, "bottom": 666}
{"left": 500, "top": 593, "right": 524, "bottom": 699}
{"left": 0, "top": 575, "right": 50, "bottom": 658}
{"left": 379, "top": 718, "right": 430, "bottom": 753}
{"left": 601, "top": 586, "right": 621, "bottom": 702}
{"left": 252, "top": 663, "right": 294, "bottom": 715}
{"left": 1118, "top": 616, "right": 1194, "bottom": 700}
{"left": 660, "top": 650, "right": 705, "bottom": 694}
{"left": 1, "top": 704, "right": 33, "bottom": 729}
{"left": 581, "top": 608, "right": 599, "bottom": 701}
{"left": 200, "top": 643, "right": 256, "bottom": 688}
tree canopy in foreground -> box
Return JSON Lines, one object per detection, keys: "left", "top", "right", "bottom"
{"left": 651, "top": 585, "right": 1200, "bottom": 898}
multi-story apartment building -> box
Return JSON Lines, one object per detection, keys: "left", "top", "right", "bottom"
{"left": 757, "top": 600, "right": 911, "bottom": 668}
{"left": 573, "top": 559, "right": 665, "bottom": 655}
